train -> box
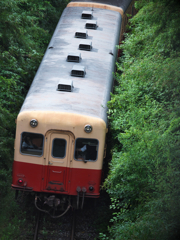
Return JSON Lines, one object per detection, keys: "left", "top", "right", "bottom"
{"left": 12, "top": 0, "right": 134, "bottom": 216}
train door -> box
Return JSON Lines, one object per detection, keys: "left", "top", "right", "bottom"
{"left": 43, "top": 130, "right": 74, "bottom": 193}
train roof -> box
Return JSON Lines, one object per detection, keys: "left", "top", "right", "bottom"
{"left": 20, "top": 6, "right": 122, "bottom": 125}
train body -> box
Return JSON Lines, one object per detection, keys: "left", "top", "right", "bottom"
{"left": 12, "top": 0, "right": 133, "bottom": 211}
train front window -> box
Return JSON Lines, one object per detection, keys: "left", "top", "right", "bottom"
{"left": 52, "top": 138, "right": 66, "bottom": 158}
{"left": 75, "top": 138, "right": 98, "bottom": 161}
{"left": 20, "top": 132, "right": 44, "bottom": 156}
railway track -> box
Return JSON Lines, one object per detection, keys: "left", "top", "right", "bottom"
{"left": 34, "top": 209, "right": 77, "bottom": 240}
{"left": 16, "top": 192, "right": 109, "bottom": 239}
{"left": 34, "top": 210, "right": 41, "bottom": 240}
{"left": 70, "top": 210, "right": 76, "bottom": 240}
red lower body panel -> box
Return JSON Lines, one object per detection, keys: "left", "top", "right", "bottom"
{"left": 12, "top": 161, "right": 43, "bottom": 192}
{"left": 12, "top": 161, "right": 102, "bottom": 197}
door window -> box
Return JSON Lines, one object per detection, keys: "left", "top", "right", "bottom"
{"left": 52, "top": 138, "right": 66, "bottom": 158}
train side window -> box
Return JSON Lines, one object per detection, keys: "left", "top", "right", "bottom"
{"left": 20, "top": 132, "right": 44, "bottom": 156}
{"left": 52, "top": 138, "right": 66, "bottom": 158}
{"left": 74, "top": 138, "right": 98, "bottom": 162}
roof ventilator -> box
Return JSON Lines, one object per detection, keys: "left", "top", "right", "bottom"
{"left": 79, "top": 40, "right": 92, "bottom": 51}
{"left": 75, "top": 29, "right": 88, "bottom": 39}
{"left": 57, "top": 79, "right": 73, "bottom": 92}
{"left": 85, "top": 20, "right": 97, "bottom": 30}
{"left": 71, "top": 65, "right": 86, "bottom": 77}
{"left": 67, "top": 53, "right": 81, "bottom": 63}
{"left": 81, "top": 11, "right": 93, "bottom": 19}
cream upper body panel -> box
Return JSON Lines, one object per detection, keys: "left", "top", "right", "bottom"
{"left": 67, "top": 2, "right": 124, "bottom": 15}
{"left": 14, "top": 111, "right": 106, "bottom": 170}
{"left": 14, "top": 5, "right": 123, "bottom": 170}
{"left": 69, "top": 0, "right": 133, "bottom": 13}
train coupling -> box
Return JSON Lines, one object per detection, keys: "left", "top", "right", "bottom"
{"left": 44, "top": 195, "right": 60, "bottom": 208}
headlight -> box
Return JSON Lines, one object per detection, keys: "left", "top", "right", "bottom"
{"left": 30, "top": 119, "right": 38, "bottom": 128}
{"left": 84, "top": 124, "right": 92, "bottom": 133}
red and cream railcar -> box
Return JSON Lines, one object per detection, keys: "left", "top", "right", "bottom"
{"left": 12, "top": 0, "right": 133, "bottom": 212}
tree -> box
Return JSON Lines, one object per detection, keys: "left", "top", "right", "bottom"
{"left": 0, "top": 0, "right": 69, "bottom": 195}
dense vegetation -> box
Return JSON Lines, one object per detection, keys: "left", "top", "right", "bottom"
{"left": 101, "top": 0, "right": 180, "bottom": 239}
{"left": 0, "top": 0, "right": 68, "bottom": 238}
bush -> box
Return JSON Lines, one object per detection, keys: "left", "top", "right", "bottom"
{"left": 103, "top": 0, "right": 180, "bottom": 239}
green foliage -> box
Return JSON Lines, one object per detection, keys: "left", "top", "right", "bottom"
{"left": 0, "top": 190, "right": 27, "bottom": 239}
{"left": 0, "top": 0, "right": 69, "bottom": 212}
{"left": 0, "top": 0, "right": 69, "bottom": 237}
{"left": 103, "top": 0, "right": 180, "bottom": 239}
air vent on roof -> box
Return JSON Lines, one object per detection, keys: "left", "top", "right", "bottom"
{"left": 81, "top": 11, "right": 93, "bottom": 19}
{"left": 67, "top": 53, "right": 81, "bottom": 62}
{"left": 85, "top": 20, "right": 97, "bottom": 29}
{"left": 79, "top": 40, "right": 92, "bottom": 51}
{"left": 75, "top": 29, "right": 88, "bottom": 39}
{"left": 71, "top": 65, "right": 86, "bottom": 77}
{"left": 57, "top": 79, "right": 73, "bottom": 92}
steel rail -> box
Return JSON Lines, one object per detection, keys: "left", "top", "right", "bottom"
{"left": 70, "top": 210, "right": 76, "bottom": 240}
{"left": 34, "top": 210, "right": 41, "bottom": 240}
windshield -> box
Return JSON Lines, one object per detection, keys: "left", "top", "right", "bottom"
{"left": 20, "top": 132, "right": 44, "bottom": 156}
{"left": 74, "top": 138, "right": 98, "bottom": 162}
